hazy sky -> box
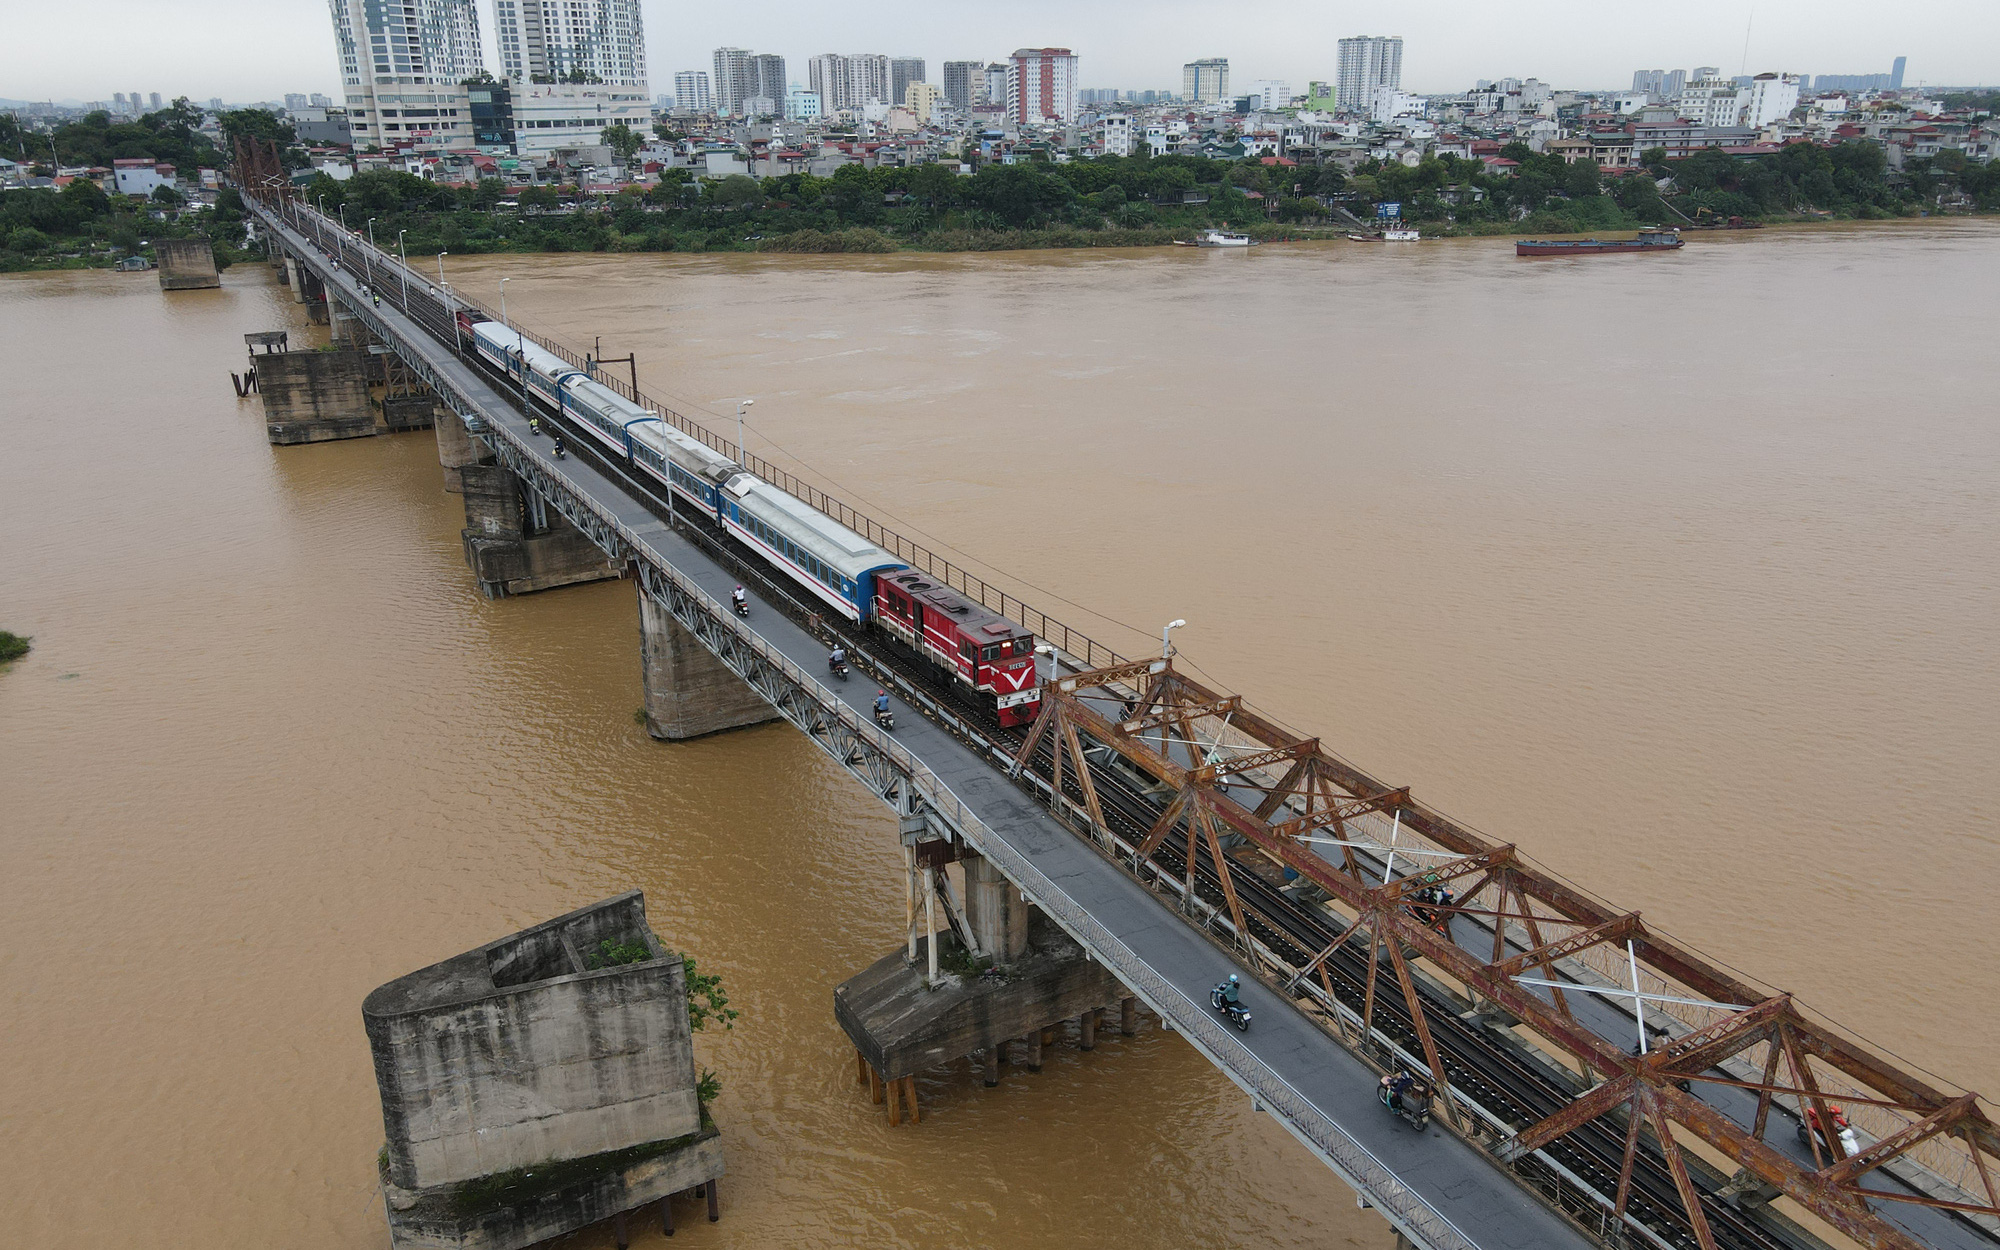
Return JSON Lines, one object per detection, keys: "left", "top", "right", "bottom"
{"left": 3, "top": 0, "right": 1992, "bottom": 105}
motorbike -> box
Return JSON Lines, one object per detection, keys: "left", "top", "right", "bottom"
{"left": 1380, "top": 1071, "right": 1434, "bottom": 1131}
{"left": 1797, "top": 1105, "right": 1860, "bottom": 1158}
{"left": 528, "top": 415, "right": 542, "bottom": 436}
{"left": 874, "top": 704, "right": 896, "bottom": 731}
{"left": 731, "top": 597, "right": 749, "bottom": 618}
{"left": 551, "top": 436, "right": 566, "bottom": 460}
{"left": 829, "top": 656, "right": 850, "bottom": 681}
{"left": 1209, "top": 985, "right": 1252, "bottom": 1032}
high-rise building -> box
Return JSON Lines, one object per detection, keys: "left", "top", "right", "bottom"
{"left": 113, "top": 92, "right": 129, "bottom": 110}
{"left": 1891, "top": 56, "right": 1907, "bottom": 89}
{"left": 1181, "top": 57, "right": 1228, "bottom": 103}
{"left": 1246, "top": 79, "right": 1291, "bottom": 111}
{"left": 149, "top": 92, "right": 162, "bottom": 110}
{"left": 807, "top": 53, "right": 891, "bottom": 112}
{"left": 750, "top": 54, "right": 786, "bottom": 110}
{"left": 328, "top": 0, "right": 484, "bottom": 152}
{"left": 712, "top": 47, "right": 752, "bottom": 116}
{"left": 1740, "top": 72, "right": 1800, "bottom": 126}
{"left": 284, "top": 92, "right": 309, "bottom": 111}
{"left": 673, "top": 69, "right": 712, "bottom": 112}
{"left": 310, "top": 92, "right": 332, "bottom": 107}
{"left": 905, "top": 82, "right": 941, "bottom": 124}
{"left": 1630, "top": 69, "right": 1687, "bottom": 101}
{"left": 1677, "top": 73, "right": 1744, "bottom": 126}
{"left": 890, "top": 57, "right": 925, "bottom": 106}
{"left": 1335, "top": 36, "right": 1402, "bottom": 112}
{"left": 942, "top": 60, "right": 980, "bottom": 109}
{"left": 1005, "top": 48, "right": 1078, "bottom": 125}
{"left": 492, "top": 0, "right": 647, "bottom": 87}
{"left": 983, "top": 63, "right": 1007, "bottom": 107}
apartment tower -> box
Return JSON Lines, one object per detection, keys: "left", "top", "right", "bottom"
{"left": 1006, "top": 47, "right": 1078, "bottom": 125}
{"left": 491, "top": 0, "right": 647, "bottom": 87}
{"left": 328, "top": 0, "right": 484, "bottom": 151}
{"left": 1181, "top": 58, "right": 1228, "bottom": 104}
{"left": 1335, "top": 35, "right": 1402, "bottom": 112}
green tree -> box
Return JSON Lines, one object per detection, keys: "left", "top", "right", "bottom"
{"left": 600, "top": 123, "right": 644, "bottom": 161}
{"left": 151, "top": 183, "right": 184, "bottom": 206}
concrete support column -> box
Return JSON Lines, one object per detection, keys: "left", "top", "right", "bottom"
{"left": 328, "top": 298, "right": 373, "bottom": 349}
{"left": 433, "top": 408, "right": 494, "bottom": 493}
{"left": 962, "top": 852, "right": 1030, "bottom": 964}
{"left": 258, "top": 348, "right": 375, "bottom": 444}
{"left": 638, "top": 582, "right": 778, "bottom": 739}
{"left": 1120, "top": 996, "right": 1138, "bottom": 1036}
{"left": 284, "top": 254, "right": 305, "bottom": 301}
{"left": 459, "top": 464, "right": 621, "bottom": 598}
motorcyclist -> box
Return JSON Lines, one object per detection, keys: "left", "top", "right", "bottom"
{"left": 829, "top": 644, "right": 847, "bottom": 668}
{"left": 731, "top": 585, "right": 747, "bottom": 611}
{"left": 528, "top": 414, "right": 541, "bottom": 435}
{"left": 1217, "top": 973, "right": 1241, "bottom": 1006}
{"left": 1382, "top": 1070, "right": 1416, "bottom": 1109}
{"left": 550, "top": 433, "right": 565, "bottom": 458}
{"left": 874, "top": 690, "right": 891, "bottom": 716}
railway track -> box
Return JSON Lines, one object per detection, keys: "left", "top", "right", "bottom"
{"left": 316, "top": 226, "right": 1814, "bottom": 1250}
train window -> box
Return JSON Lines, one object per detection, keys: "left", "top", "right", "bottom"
{"left": 1016, "top": 637, "right": 1035, "bottom": 655}
{"left": 960, "top": 641, "right": 975, "bottom": 660}
{"left": 982, "top": 644, "right": 1001, "bottom": 662}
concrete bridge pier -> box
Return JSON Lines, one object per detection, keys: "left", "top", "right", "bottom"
{"left": 638, "top": 584, "right": 778, "bottom": 739}
{"left": 328, "top": 297, "right": 372, "bottom": 349}
{"left": 432, "top": 407, "right": 493, "bottom": 492}
{"left": 283, "top": 253, "right": 305, "bottom": 301}
{"left": 258, "top": 346, "right": 376, "bottom": 444}
{"left": 459, "top": 464, "right": 621, "bottom": 598}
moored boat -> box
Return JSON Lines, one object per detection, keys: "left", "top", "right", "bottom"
{"left": 1347, "top": 229, "right": 1422, "bottom": 241}
{"left": 1515, "top": 228, "right": 1684, "bottom": 256}
{"left": 1197, "top": 230, "right": 1254, "bottom": 248}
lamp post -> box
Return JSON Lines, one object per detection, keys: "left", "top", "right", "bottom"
{"left": 499, "top": 277, "right": 510, "bottom": 327}
{"left": 1161, "top": 618, "right": 1187, "bottom": 660}
{"left": 436, "top": 251, "right": 448, "bottom": 289}
{"left": 367, "top": 218, "right": 377, "bottom": 250}
{"left": 338, "top": 203, "right": 348, "bottom": 230}
{"left": 736, "top": 398, "right": 753, "bottom": 464}
{"left": 396, "top": 229, "right": 409, "bottom": 307}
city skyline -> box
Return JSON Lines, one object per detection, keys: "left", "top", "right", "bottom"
{"left": 3, "top": 0, "right": 1996, "bottom": 104}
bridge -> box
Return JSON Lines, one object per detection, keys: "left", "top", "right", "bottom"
{"left": 235, "top": 174, "right": 1999, "bottom": 1250}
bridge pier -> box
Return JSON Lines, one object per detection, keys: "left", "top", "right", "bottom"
{"left": 459, "top": 464, "right": 622, "bottom": 598}
{"left": 257, "top": 347, "right": 376, "bottom": 444}
{"left": 432, "top": 407, "right": 493, "bottom": 493}
{"left": 638, "top": 584, "right": 778, "bottom": 739}
{"left": 962, "top": 851, "right": 1029, "bottom": 963}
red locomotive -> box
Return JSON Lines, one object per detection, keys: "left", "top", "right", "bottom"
{"left": 873, "top": 569, "right": 1042, "bottom": 726}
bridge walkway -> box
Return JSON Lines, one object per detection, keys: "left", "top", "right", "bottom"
{"left": 269, "top": 216, "right": 1596, "bottom": 1250}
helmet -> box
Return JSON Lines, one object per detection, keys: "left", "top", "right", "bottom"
{"left": 1228, "top": 975, "right": 1239, "bottom": 984}
{"left": 877, "top": 689, "right": 886, "bottom": 696}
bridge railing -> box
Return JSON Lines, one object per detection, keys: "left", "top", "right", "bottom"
{"left": 273, "top": 197, "right": 1127, "bottom": 671}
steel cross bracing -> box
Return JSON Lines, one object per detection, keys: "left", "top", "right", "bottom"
{"left": 1014, "top": 664, "right": 2000, "bottom": 1250}
{"left": 249, "top": 197, "right": 1999, "bottom": 1250}
{"left": 247, "top": 198, "right": 1528, "bottom": 1250}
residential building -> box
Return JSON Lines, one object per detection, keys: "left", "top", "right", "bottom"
{"left": 1336, "top": 36, "right": 1402, "bottom": 112}
{"left": 492, "top": 0, "right": 647, "bottom": 88}
{"left": 1006, "top": 48, "right": 1078, "bottom": 126}
{"left": 1371, "top": 88, "right": 1424, "bottom": 123}
{"left": 787, "top": 89, "right": 820, "bottom": 121}
{"left": 468, "top": 81, "right": 513, "bottom": 150}
{"left": 1101, "top": 113, "right": 1132, "bottom": 156}
{"left": 1182, "top": 58, "right": 1228, "bottom": 104}
{"left": 1813, "top": 58, "right": 1906, "bottom": 94}
{"left": 713, "top": 47, "right": 752, "bottom": 116}
{"left": 1678, "top": 74, "right": 1744, "bottom": 127}
{"left": 1246, "top": 79, "right": 1292, "bottom": 111}
{"left": 1631, "top": 69, "right": 1687, "bottom": 102}
{"left": 327, "top": 0, "right": 484, "bottom": 152}
{"left": 807, "top": 53, "right": 891, "bottom": 113}
{"left": 149, "top": 92, "right": 162, "bottom": 110}
{"left": 983, "top": 63, "right": 1007, "bottom": 107}
{"left": 672, "top": 69, "right": 711, "bottom": 112}
{"left": 1741, "top": 73, "right": 1800, "bottom": 127}
{"left": 942, "top": 61, "right": 980, "bottom": 109}
{"left": 890, "top": 57, "right": 925, "bottom": 106}
{"left": 311, "top": 93, "right": 332, "bottom": 107}
{"left": 905, "top": 82, "right": 942, "bottom": 125}
{"left": 749, "top": 54, "right": 786, "bottom": 111}
{"left": 113, "top": 158, "right": 174, "bottom": 197}
{"left": 285, "top": 93, "right": 310, "bottom": 111}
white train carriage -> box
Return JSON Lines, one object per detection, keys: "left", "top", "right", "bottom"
{"left": 627, "top": 419, "right": 741, "bottom": 517}
{"left": 470, "top": 322, "right": 577, "bottom": 408}
{"left": 720, "top": 475, "right": 906, "bottom": 621}
{"left": 557, "top": 373, "right": 652, "bottom": 456}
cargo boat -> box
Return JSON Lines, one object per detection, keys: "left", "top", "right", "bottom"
{"left": 1515, "top": 228, "right": 1684, "bottom": 256}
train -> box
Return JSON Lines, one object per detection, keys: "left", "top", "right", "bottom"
{"left": 463, "top": 316, "right": 1044, "bottom": 725}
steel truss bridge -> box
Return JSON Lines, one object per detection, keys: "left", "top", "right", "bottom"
{"left": 237, "top": 160, "right": 1998, "bottom": 1250}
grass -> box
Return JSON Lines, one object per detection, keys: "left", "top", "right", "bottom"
{"left": 0, "top": 631, "right": 30, "bottom": 663}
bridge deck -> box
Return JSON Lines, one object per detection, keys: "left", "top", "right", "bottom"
{"left": 278, "top": 227, "right": 1594, "bottom": 1250}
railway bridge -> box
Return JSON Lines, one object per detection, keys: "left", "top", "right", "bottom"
{"left": 235, "top": 182, "right": 2000, "bottom": 1250}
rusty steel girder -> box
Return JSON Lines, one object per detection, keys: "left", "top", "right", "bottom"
{"left": 1019, "top": 661, "right": 1999, "bottom": 1250}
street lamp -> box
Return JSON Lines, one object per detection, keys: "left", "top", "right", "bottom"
{"left": 396, "top": 229, "right": 409, "bottom": 306}
{"left": 735, "top": 398, "right": 753, "bottom": 464}
{"left": 436, "top": 251, "right": 448, "bottom": 288}
{"left": 367, "top": 217, "right": 377, "bottom": 250}
{"left": 499, "top": 276, "right": 510, "bottom": 326}
{"left": 337, "top": 203, "right": 348, "bottom": 230}
{"left": 1161, "top": 619, "right": 1187, "bottom": 659}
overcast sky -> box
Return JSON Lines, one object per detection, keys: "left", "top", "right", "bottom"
{"left": 3, "top": 0, "right": 1992, "bottom": 105}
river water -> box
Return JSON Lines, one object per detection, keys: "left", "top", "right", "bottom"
{"left": 2, "top": 223, "right": 1995, "bottom": 1249}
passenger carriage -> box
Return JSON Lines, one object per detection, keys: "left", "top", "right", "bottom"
{"left": 469, "top": 322, "right": 576, "bottom": 409}
{"left": 627, "top": 419, "right": 740, "bottom": 517}
{"left": 720, "top": 475, "right": 906, "bottom": 622}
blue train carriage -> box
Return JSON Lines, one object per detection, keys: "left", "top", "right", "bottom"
{"left": 557, "top": 373, "right": 653, "bottom": 457}
{"left": 627, "top": 418, "right": 741, "bottom": 518}
{"left": 469, "top": 322, "right": 577, "bottom": 408}
{"left": 721, "top": 475, "right": 906, "bottom": 621}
